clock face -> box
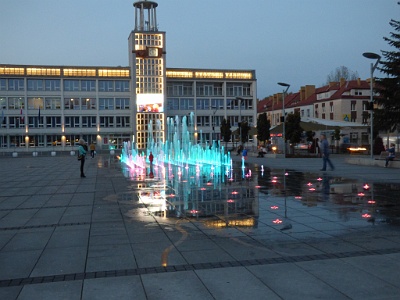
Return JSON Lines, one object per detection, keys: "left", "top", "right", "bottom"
{"left": 148, "top": 48, "right": 158, "bottom": 57}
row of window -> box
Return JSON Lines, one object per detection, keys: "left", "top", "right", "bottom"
{"left": 2, "top": 134, "right": 97, "bottom": 148}
{"left": 1, "top": 133, "right": 130, "bottom": 149}
{"left": 167, "top": 98, "right": 253, "bottom": 111}
{"left": 0, "top": 79, "right": 130, "bottom": 92}
{"left": 166, "top": 83, "right": 252, "bottom": 97}
{"left": 0, "top": 116, "right": 130, "bottom": 128}
{"left": 0, "top": 97, "right": 130, "bottom": 110}
{"left": 194, "top": 116, "right": 253, "bottom": 127}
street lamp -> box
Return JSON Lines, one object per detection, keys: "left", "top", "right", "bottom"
{"left": 277, "top": 82, "right": 290, "bottom": 158}
{"left": 362, "top": 52, "right": 381, "bottom": 159}
{"left": 236, "top": 97, "right": 244, "bottom": 146}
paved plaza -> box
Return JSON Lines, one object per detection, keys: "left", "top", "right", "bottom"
{"left": 0, "top": 152, "right": 400, "bottom": 300}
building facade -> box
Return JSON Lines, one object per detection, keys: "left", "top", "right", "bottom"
{"left": 0, "top": 1, "right": 257, "bottom": 153}
{"left": 258, "top": 79, "right": 374, "bottom": 148}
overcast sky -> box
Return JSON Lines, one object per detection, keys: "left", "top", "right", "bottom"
{"left": 0, "top": 0, "right": 397, "bottom": 98}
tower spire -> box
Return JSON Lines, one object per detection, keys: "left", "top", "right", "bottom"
{"left": 133, "top": 1, "right": 158, "bottom": 32}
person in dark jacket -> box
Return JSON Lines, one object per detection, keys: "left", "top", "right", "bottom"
{"left": 78, "top": 139, "right": 87, "bottom": 178}
{"left": 320, "top": 134, "right": 334, "bottom": 171}
{"left": 385, "top": 143, "right": 396, "bottom": 167}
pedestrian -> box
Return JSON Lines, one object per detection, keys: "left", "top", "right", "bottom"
{"left": 385, "top": 143, "right": 395, "bottom": 167}
{"left": 236, "top": 144, "right": 243, "bottom": 156}
{"left": 78, "top": 139, "right": 87, "bottom": 178}
{"left": 149, "top": 151, "right": 154, "bottom": 166}
{"left": 320, "top": 134, "right": 334, "bottom": 171}
{"left": 89, "top": 141, "right": 96, "bottom": 158}
{"left": 242, "top": 147, "right": 248, "bottom": 160}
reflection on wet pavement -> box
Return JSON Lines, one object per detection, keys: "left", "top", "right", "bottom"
{"left": 119, "top": 159, "right": 400, "bottom": 236}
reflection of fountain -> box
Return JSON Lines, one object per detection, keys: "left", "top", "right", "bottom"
{"left": 120, "top": 113, "right": 231, "bottom": 176}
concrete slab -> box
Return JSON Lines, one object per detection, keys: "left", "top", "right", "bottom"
{"left": 196, "top": 266, "right": 281, "bottom": 300}
{"left": 18, "top": 280, "right": 82, "bottom": 300}
{"left": 82, "top": 276, "right": 146, "bottom": 300}
{"left": 141, "top": 271, "right": 214, "bottom": 300}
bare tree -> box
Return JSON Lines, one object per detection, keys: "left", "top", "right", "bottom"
{"left": 326, "top": 66, "right": 359, "bottom": 84}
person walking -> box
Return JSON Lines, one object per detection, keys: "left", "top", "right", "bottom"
{"left": 89, "top": 141, "right": 96, "bottom": 158}
{"left": 320, "top": 134, "right": 334, "bottom": 171}
{"left": 78, "top": 139, "right": 87, "bottom": 178}
{"left": 385, "top": 143, "right": 396, "bottom": 167}
{"left": 242, "top": 147, "right": 248, "bottom": 160}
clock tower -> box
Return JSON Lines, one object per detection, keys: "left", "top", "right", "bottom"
{"left": 128, "top": 0, "right": 166, "bottom": 150}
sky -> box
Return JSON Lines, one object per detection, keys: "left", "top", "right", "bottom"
{"left": 0, "top": 0, "right": 397, "bottom": 98}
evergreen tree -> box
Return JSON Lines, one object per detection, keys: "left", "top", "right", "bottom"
{"left": 285, "top": 112, "right": 303, "bottom": 144}
{"left": 240, "top": 121, "right": 251, "bottom": 146}
{"left": 220, "top": 118, "right": 232, "bottom": 150}
{"left": 256, "top": 113, "right": 270, "bottom": 145}
{"left": 374, "top": 10, "right": 400, "bottom": 133}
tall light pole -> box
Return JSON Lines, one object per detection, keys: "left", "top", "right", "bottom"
{"left": 278, "top": 82, "right": 290, "bottom": 158}
{"left": 363, "top": 52, "right": 381, "bottom": 159}
{"left": 236, "top": 97, "right": 244, "bottom": 146}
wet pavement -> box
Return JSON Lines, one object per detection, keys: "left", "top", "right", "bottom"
{"left": 0, "top": 152, "right": 400, "bottom": 299}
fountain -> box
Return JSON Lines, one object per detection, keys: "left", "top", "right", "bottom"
{"left": 120, "top": 112, "right": 232, "bottom": 177}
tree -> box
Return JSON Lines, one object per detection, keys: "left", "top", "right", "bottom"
{"left": 374, "top": 136, "right": 386, "bottom": 155}
{"left": 220, "top": 118, "right": 232, "bottom": 150}
{"left": 256, "top": 113, "right": 270, "bottom": 145}
{"left": 374, "top": 10, "right": 400, "bottom": 133}
{"left": 285, "top": 112, "right": 303, "bottom": 144}
{"left": 239, "top": 121, "right": 251, "bottom": 146}
{"left": 326, "top": 66, "right": 359, "bottom": 84}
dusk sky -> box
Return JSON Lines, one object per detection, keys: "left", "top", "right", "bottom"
{"left": 0, "top": 0, "right": 397, "bottom": 98}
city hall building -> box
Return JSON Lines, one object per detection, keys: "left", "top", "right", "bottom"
{"left": 0, "top": 1, "right": 257, "bottom": 153}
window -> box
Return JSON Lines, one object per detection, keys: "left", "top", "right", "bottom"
{"left": 100, "top": 116, "right": 114, "bottom": 127}
{"left": 226, "top": 99, "right": 236, "bottom": 110}
{"left": 115, "top": 98, "right": 130, "bottom": 109}
{"left": 45, "top": 97, "right": 61, "bottom": 110}
{"left": 180, "top": 98, "right": 194, "bottom": 110}
{"left": 167, "top": 98, "right": 179, "bottom": 110}
{"left": 211, "top": 99, "right": 224, "bottom": 110}
{"left": 9, "top": 116, "right": 25, "bottom": 128}
{"left": 351, "top": 102, "right": 356, "bottom": 111}
{"left": 172, "top": 85, "right": 183, "bottom": 96}
{"left": 196, "top": 99, "right": 210, "bottom": 110}
{"left": 80, "top": 98, "right": 95, "bottom": 110}
{"left": 233, "top": 85, "right": 243, "bottom": 97}
{"left": 8, "top": 97, "right": 24, "bottom": 110}
{"left": 8, "top": 79, "right": 24, "bottom": 91}
{"left": 116, "top": 116, "right": 130, "bottom": 127}
{"left": 45, "top": 79, "right": 60, "bottom": 91}
{"left": 81, "top": 80, "right": 96, "bottom": 92}
{"left": 99, "top": 98, "right": 114, "bottom": 110}
{"left": 47, "top": 135, "right": 63, "bottom": 147}
{"left": 115, "top": 80, "right": 130, "bottom": 92}
{"left": 46, "top": 116, "right": 62, "bottom": 128}
{"left": 0, "top": 79, "right": 6, "bottom": 91}
{"left": 196, "top": 116, "right": 210, "bottom": 126}
{"left": 99, "top": 80, "right": 114, "bottom": 92}
{"left": 27, "top": 79, "right": 44, "bottom": 91}
{"left": 28, "top": 116, "right": 43, "bottom": 128}
{"left": 65, "top": 116, "right": 80, "bottom": 127}
{"left": 82, "top": 116, "right": 96, "bottom": 128}
{"left": 28, "top": 97, "right": 44, "bottom": 109}
{"left": 64, "top": 80, "right": 80, "bottom": 91}
{"left": 0, "top": 97, "right": 6, "bottom": 109}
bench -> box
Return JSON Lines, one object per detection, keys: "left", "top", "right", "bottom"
{"left": 376, "top": 151, "right": 400, "bottom": 160}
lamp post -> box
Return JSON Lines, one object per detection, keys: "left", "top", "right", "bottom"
{"left": 236, "top": 97, "right": 244, "bottom": 146}
{"left": 277, "top": 82, "right": 290, "bottom": 158}
{"left": 362, "top": 52, "right": 381, "bottom": 159}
